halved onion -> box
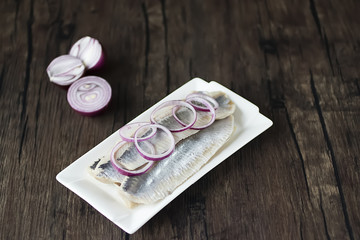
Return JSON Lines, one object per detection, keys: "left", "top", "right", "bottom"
{"left": 110, "top": 141, "right": 155, "bottom": 176}
{"left": 119, "top": 122, "right": 157, "bottom": 142}
{"left": 173, "top": 97, "right": 216, "bottom": 130}
{"left": 46, "top": 55, "right": 85, "bottom": 86}
{"left": 69, "top": 36, "right": 104, "bottom": 69}
{"left": 186, "top": 93, "right": 219, "bottom": 112}
{"left": 67, "top": 76, "right": 111, "bottom": 116}
{"left": 150, "top": 100, "right": 197, "bottom": 132}
{"left": 134, "top": 123, "right": 175, "bottom": 161}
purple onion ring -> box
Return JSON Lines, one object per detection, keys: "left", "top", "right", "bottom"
{"left": 186, "top": 93, "right": 219, "bottom": 112}
{"left": 150, "top": 100, "right": 197, "bottom": 132}
{"left": 119, "top": 122, "right": 157, "bottom": 142}
{"left": 173, "top": 97, "right": 216, "bottom": 130}
{"left": 134, "top": 123, "right": 175, "bottom": 161}
{"left": 110, "top": 141, "right": 155, "bottom": 176}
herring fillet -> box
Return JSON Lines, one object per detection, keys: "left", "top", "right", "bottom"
{"left": 118, "top": 115, "right": 234, "bottom": 206}
{"left": 114, "top": 91, "right": 235, "bottom": 170}
{"left": 89, "top": 91, "right": 235, "bottom": 183}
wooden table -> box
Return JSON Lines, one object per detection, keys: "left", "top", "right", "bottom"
{"left": 1, "top": 0, "right": 359, "bottom": 239}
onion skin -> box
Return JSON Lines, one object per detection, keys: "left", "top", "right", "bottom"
{"left": 69, "top": 36, "right": 104, "bottom": 70}
{"left": 46, "top": 55, "right": 85, "bottom": 86}
{"left": 67, "top": 76, "right": 112, "bottom": 116}
{"left": 91, "top": 50, "right": 105, "bottom": 70}
{"left": 71, "top": 103, "right": 111, "bottom": 117}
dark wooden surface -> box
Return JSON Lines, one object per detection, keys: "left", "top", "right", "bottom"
{"left": 1, "top": 0, "right": 359, "bottom": 239}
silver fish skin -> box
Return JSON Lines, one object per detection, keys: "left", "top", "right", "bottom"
{"left": 207, "top": 91, "right": 236, "bottom": 119}
{"left": 118, "top": 115, "right": 234, "bottom": 206}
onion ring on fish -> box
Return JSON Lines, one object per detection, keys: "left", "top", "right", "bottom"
{"left": 173, "top": 97, "right": 216, "bottom": 130}
{"left": 119, "top": 122, "right": 157, "bottom": 142}
{"left": 111, "top": 141, "right": 155, "bottom": 176}
{"left": 186, "top": 93, "right": 219, "bottom": 111}
{"left": 134, "top": 123, "right": 175, "bottom": 161}
{"left": 150, "top": 100, "right": 197, "bottom": 132}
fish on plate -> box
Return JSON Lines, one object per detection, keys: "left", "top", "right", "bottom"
{"left": 88, "top": 91, "right": 235, "bottom": 207}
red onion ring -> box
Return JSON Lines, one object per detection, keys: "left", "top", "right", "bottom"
{"left": 186, "top": 93, "right": 219, "bottom": 112}
{"left": 173, "top": 97, "right": 216, "bottom": 130}
{"left": 150, "top": 100, "right": 197, "bottom": 132}
{"left": 134, "top": 124, "right": 175, "bottom": 161}
{"left": 67, "top": 76, "right": 112, "bottom": 116}
{"left": 110, "top": 141, "right": 155, "bottom": 176}
{"left": 119, "top": 122, "right": 157, "bottom": 142}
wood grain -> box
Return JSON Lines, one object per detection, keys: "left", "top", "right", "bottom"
{"left": 0, "top": 0, "right": 359, "bottom": 239}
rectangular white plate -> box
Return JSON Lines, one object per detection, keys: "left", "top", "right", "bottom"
{"left": 56, "top": 78, "right": 273, "bottom": 234}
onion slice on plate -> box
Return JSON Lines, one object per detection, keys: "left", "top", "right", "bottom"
{"left": 119, "top": 122, "right": 157, "bottom": 142}
{"left": 173, "top": 97, "right": 216, "bottom": 130}
{"left": 110, "top": 141, "right": 155, "bottom": 176}
{"left": 150, "top": 100, "right": 197, "bottom": 132}
{"left": 134, "top": 123, "right": 175, "bottom": 161}
{"left": 67, "top": 76, "right": 112, "bottom": 116}
{"left": 186, "top": 93, "right": 219, "bottom": 112}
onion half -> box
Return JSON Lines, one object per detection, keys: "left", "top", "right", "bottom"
{"left": 69, "top": 36, "right": 104, "bottom": 70}
{"left": 67, "top": 76, "right": 112, "bottom": 116}
{"left": 46, "top": 55, "right": 85, "bottom": 86}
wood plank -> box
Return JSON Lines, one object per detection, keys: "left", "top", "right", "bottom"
{"left": 307, "top": 0, "right": 360, "bottom": 238}
{"left": 0, "top": 0, "right": 359, "bottom": 239}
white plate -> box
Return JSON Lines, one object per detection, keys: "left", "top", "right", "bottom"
{"left": 56, "top": 78, "right": 273, "bottom": 234}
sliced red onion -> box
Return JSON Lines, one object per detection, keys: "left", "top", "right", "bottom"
{"left": 69, "top": 36, "right": 104, "bottom": 70}
{"left": 134, "top": 124, "right": 175, "bottom": 161}
{"left": 67, "top": 76, "right": 112, "bottom": 116}
{"left": 173, "top": 97, "right": 216, "bottom": 130}
{"left": 119, "top": 122, "right": 157, "bottom": 142}
{"left": 186, "top": 93, "right": 219, "bottom": 111}
{"left": 46, "top": 55, "right": 85, "bottom": 86}
{"left": 110, "top": 141, "right": 155, "bottom": 176}
{"left": 150, "top": 100, "right": 197, "bottom": 132}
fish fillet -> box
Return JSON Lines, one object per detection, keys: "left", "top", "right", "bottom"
{"left": 88, "top": 91, "right": 235, "bottom": 184}
{"left": 118, "top": 115, "right": 234, "bottom": 207}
